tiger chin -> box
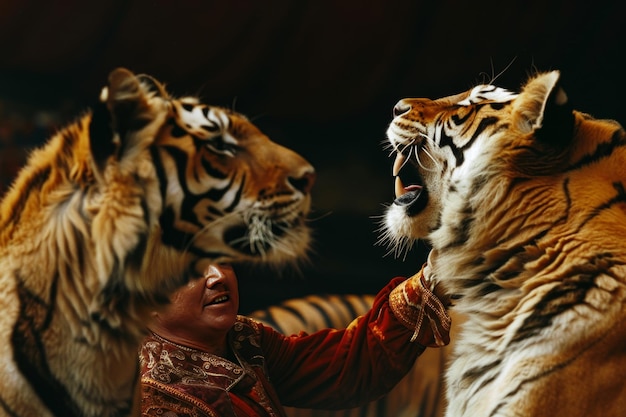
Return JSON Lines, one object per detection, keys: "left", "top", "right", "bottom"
{"left": 382, "top": 70, "right": 626, "bottom": 417}
{"left": 0, "top": 68, "right": 314, "bottom": 417}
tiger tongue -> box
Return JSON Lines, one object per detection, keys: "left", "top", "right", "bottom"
{"left": 394, "top": 188, "right": 422, "bottom": 206}
{"left": 393, "top": 184, "right": 428, "bottom": 215}
{"left": 394, "top": 176, "right": 421, "bottom": 199}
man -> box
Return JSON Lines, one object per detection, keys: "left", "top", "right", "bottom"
{"left": 140, "top": 262, "right": 450, "bottom": 416}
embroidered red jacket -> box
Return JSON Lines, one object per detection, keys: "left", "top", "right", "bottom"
{"left": 140, "top": 276, "right": 449, "bottom": 417}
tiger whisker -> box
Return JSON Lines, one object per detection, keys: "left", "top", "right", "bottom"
{"left": 413, "top": 133, "right": 441, "bottom": 172}
{"left": 381, "top": 139, "right": 395, "bottom": 154}
{"left": 490, "top": 56, "right": 517, "bottom": 84}
{"left": 306, "top": 210, "right": 333, "bottom": 223}
{"left": 373, "top": 210, "right": 416, "bottom": 261}
{"left": 249, "top": 112, "right": 268, "bottom": 123}
{"left": 183, "top": 210, "right": 245, "bottom": 255}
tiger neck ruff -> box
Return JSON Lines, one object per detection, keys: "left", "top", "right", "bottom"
{"left": 383, "top": 70, "right": 626, "bottom": 417}
{"left": 0, "top": 68, "right": 314, "bottom": 417}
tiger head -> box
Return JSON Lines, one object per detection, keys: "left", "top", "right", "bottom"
{"left": 382, "top": 70, "right": 626, "bottom": 295}
{"left": 100, "top": 68, "right": 316, "bottom": 278}
{"left": 1, "top": 67, "right": 315, "bottom": 308}
{"left": 382, "top": 74, "right": 523, "bottom": 256}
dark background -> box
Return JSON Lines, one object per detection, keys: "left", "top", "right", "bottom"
{"left": 1, "top": 1, "right": 623, "bottom": 313}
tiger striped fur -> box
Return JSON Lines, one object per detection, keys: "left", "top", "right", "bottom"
{"left": 383, "top": 70, "right": 626, "bottom": 416}
{"left": 0, "top": 68, "right": 314, "bottom": 417}
{"left": 250, "top": 294, "right": 456, "bottom": 417}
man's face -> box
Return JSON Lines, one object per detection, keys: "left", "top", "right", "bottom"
{"left": 155, "top": 264, "right": 240, "bottom": 340}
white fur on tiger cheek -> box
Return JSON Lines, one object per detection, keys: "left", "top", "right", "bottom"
{"left": 385, "top": 204, "right": 419, "bottom": 241}
{"left": 451, "top": 134, "right": 494, "bottom": 187}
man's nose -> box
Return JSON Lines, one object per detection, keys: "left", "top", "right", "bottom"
{"left": 204, "top": 265, "right": 225, "bottom": 287}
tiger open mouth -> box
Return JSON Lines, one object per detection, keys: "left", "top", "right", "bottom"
{"left": 393, "top": 151, "right": 428, "bottom": 215}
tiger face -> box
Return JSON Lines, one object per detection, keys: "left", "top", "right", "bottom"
{"left": 0, "top": 68, "right": 314, "bottom": 417}
{"left": 156, "top": 100, "right": 313, "bottom": 267}
{"left": 383, "top": 72, "right": 626, "bottom": 417}
{"left": 95, "top": 68, "right": 316, "bottom": 287}
{"left": 382, "top": 80, "right": 521, "bottom": 255}
{"left": 124, "top": 72, "right": 315, "bottom": 267}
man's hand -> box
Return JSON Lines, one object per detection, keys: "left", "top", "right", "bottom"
{"left": 389, "top": 261, "right": 451, "bottom": 347}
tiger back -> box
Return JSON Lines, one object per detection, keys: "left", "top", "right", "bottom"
{"left": 0, "top": 68, "right": 314, "bottom": 417}
{"left": 249, "top": 294, "right": 458, "bottom": 417}
{"left": 383, "top": 70, "right": 626, "bottom": 416}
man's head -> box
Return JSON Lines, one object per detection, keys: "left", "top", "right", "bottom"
{"left": 149, "top": 264, "right": 240, "bottom": 351}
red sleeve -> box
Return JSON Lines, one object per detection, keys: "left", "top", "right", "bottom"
{"left": 257, "top": 277, "right": 426, "bottom": 409}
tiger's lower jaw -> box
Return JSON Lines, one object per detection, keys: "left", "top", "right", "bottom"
{"left": 385, "top": 202, "right": 432, "bottom": 242}
{"left": 223, "top": 219, "right": 311, "bottom": 263}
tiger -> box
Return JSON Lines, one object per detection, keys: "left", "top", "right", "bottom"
{"left": 382, "top": 70, "right": 626, "bottom": 417}
{"left": 0, "top": 67, "right": 315, "bottom": 417}
{"left": 249, "top": 293, "right": 456, "bottom": 417}
{"left": 249, "top": 294, "right": 376, "bottom": 336}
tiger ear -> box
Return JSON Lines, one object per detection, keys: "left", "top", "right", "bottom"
{"left": 88, "top": 68, "right": 167, "bottom": 171}
{"left": 512, "top": 70, "right": 574, "bottom": 145}
{"left": 135, "top": 73, "right": 170, "bottom": 99}
{"left": 101, "top": 68, "right": 164, "bottom": 147}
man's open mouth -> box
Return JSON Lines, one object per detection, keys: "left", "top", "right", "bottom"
{"left": 393, "top": 152, "right": 428, "bottom": 215}
{"left": 206, "top": 294, "right": 229, "bottom": 305}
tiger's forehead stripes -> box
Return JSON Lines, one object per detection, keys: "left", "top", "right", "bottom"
{"left": 456, "top": 84, "right": 518, "bottom": 106}
{"left": 171, "top": 99, "right": 234, "bottom": 137}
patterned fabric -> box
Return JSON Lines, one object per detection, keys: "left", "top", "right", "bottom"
{"left": 141, "top": 321, "right": 286, "bottom": 417}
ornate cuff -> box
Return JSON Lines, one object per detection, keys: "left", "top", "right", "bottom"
{"left": 389, "top": 266, "right": 451, "bottom": 347}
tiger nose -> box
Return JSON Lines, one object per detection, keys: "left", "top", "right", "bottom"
{"left": 289, "top": 168, "right": 316, "bottom": 194}
{"left": 393, "top": 100, "right": 411, "bottom": 117}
